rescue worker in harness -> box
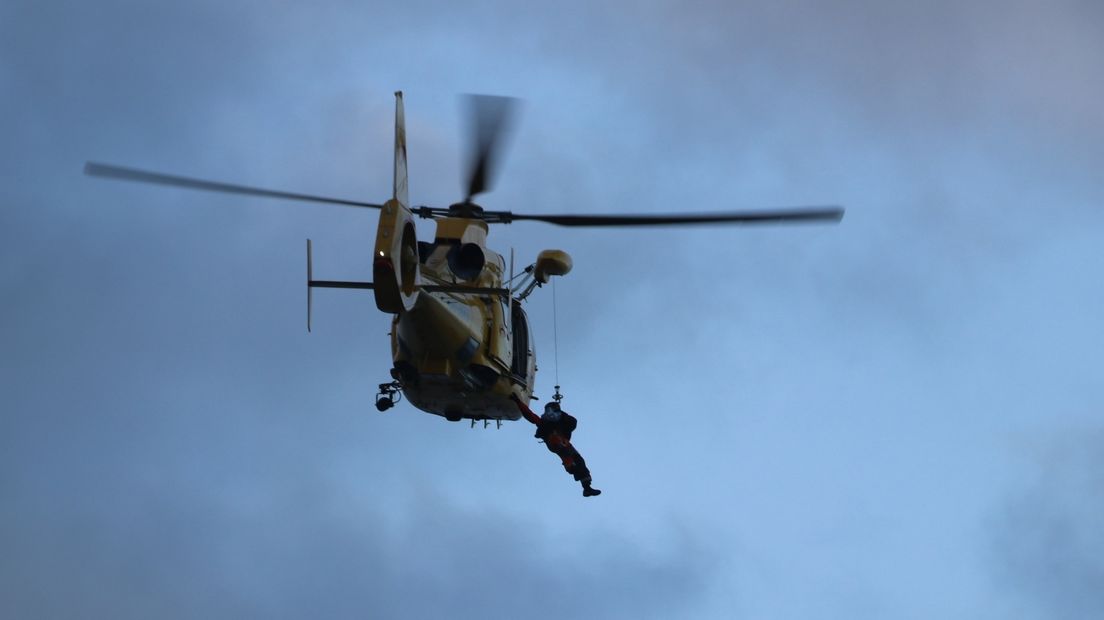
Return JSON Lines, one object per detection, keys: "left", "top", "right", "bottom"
{"left": 510, "top": 393, "right": 601, "bottom": 497}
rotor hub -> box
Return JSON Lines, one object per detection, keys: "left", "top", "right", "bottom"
{"left": 448, "top": 201, "right": 485, "bottom": 219}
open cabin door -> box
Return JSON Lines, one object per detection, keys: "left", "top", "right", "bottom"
{"left": 510, "top": 300, "right": 533, "bottom": 385}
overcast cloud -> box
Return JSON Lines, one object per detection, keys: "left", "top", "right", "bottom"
{"left": 3, "top": 1, "right": 1102, "bottom": 618}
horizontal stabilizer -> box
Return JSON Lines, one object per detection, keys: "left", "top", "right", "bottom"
{"left": 306, "top": 238, "right": 512, "bottom": 330}
{"left": 307, "top": 239, "right": 375, "bottom": 332}
{"left": 306, "top": 239, "right": 509, "bottom": 331}
{"left": 309, "top": 280, "right": 376, "bottom": 290}
{"left": 309, "top": 280, "right": 506, "bottom": 296}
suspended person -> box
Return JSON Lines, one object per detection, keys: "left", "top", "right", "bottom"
{"left": 510, "top": 393, "right": 601, "bottom": 497}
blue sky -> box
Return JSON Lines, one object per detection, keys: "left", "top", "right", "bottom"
{"left": 3, "top": 1, "right": 1103, "bottom": 618}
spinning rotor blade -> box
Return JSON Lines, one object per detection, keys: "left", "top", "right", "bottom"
{"left": 486, "top": 206, "right": 845, "bottom": 227}
{"left": 464, "top": 95, "right": 519, "bottom": 201}
{"left": 84, "top": 162, "right": 385, "bottom": 209}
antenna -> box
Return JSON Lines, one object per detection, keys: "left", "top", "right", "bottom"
{"left": 551, "top": 276, "right": 562, "bottom": 404}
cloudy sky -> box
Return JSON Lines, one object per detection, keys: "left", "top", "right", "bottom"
{"left": 3, "top": 1, "right": 1102, "bottom": 617}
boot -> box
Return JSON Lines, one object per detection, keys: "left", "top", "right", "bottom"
{"left": 582, "top": 482, "right": 602, "bottom": 497}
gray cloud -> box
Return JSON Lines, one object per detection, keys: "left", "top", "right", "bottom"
{"left": 4, "top": 1, "right": 1104, "bottom": 618}
{"left": 1, "top": 473, "right": 716, "bottom": 619}
{"left": 989, "top": 431, "right": 1104, "bottom": 619}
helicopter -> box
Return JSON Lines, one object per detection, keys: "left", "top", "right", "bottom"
{"left": 85, "top": 91, "right": 843, "bottom": 424}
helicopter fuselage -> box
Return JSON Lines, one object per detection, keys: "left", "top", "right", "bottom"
{"left": 377, "top": 210, "right": 539, "bottom": 421}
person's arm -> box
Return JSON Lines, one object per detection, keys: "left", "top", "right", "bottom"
{"left": 510, "top": 393, "right": 541, "bottom": 425}
{"left": 562, "top": 412, "right": 577, "bottom": 433}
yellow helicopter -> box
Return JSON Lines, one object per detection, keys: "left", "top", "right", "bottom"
{"left": 85, "top": 91, "right": 843, "bottom": 424}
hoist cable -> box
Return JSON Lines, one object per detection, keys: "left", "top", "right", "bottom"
{"left": 552, "top": 276, "right": 560, "bottom": 391}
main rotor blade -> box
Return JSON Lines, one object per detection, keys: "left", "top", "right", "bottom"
{"left": 491, "top": 207, "right": 845, "bottom": 227}
{"left": 84, "top": 162, "right": 385, "bottom": 209}
{"left": 464, "top": 95, "right": 519, "bottom": 201}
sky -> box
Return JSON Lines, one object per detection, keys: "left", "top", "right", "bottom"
{"left": 2, "top": 1, "right": 1103, "bottom": 617}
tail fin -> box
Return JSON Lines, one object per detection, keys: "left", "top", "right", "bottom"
{"left": 393, "top": 91, "right": 409, "bottom": 208}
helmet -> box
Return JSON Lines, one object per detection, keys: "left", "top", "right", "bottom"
{"left": 541, "top": 402, "right": 562, "bottom": 423}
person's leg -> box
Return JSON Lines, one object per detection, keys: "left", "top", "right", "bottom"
{"left": 564, "top": 446, "right": 600, "bottom": 497}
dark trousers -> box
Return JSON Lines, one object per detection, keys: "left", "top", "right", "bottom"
{"left": 553, "top": 443, "right": 591, "bottom": 483}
